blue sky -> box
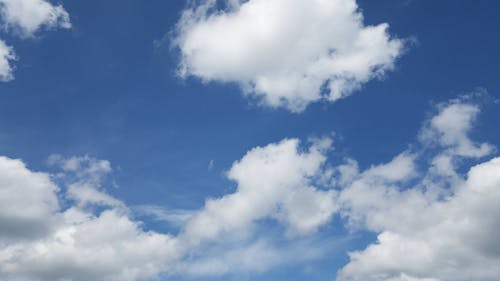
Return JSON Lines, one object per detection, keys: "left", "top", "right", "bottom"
{"left": 0, "top": 1, "right": 499, "bottom": 281}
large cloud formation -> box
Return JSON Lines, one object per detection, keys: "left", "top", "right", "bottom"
{"left": 336, "top": 98, "right": 500, "bottom": 281}
{"left": 174, "top": 0, "right": 404, "bottom": 112}
{"left": 0, "top": 140, "right": 338, "bottom": 280}
{"left": 0, "top": 0, "right": 70, "bottom": 81}
{"left": 0, "top": 156, "right": 179, "bottom": 281}
{"left": 0, "top": 97, "right": 499, "bottom": 281}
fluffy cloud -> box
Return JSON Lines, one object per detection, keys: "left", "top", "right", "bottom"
{"left": 180, "top": 138, "right": 338, "bottom": 245}
{"left": 0, "top": 156, "right": 59, "bottom": 240}
{"left": 1, "top": 97, "right": 499, "bottom": 281}
{"left": 0, "top": 156, "right": 179, "bottom": 281}
{"left": 0, "top": 141, "right": 338, "bottom": 280}
{"left": 0, "top": 0, "right": 71, "bottom": 82}
{"left": 0, "top": 0, "right": 70, "bottom": 37}
{"left": 48, "top": 155, "right": 122, "bottom": 208}
{"left": 419, "top": 99, "right": 495, "bottom": 158}
{"left": 0, "top": 209, "right": 179, "bottom": 281}
{"left": 175, "top": 0, "right": 403, "bottom": 112}
{"left": 336, "top": 98, "right": 500, "bottom": 281}
{"left": 0, "top": 40, "right": 15, "bottom": 82}
{"left": 338, "top": 157, "right": 500, "bottom": 281}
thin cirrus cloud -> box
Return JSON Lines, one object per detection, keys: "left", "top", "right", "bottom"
{"left": 0, "top": 0, "right": 71, "bottom": 81}
{"left": 0, "top": 95, "right": 499, "bottom": 281}
{"left": 174, "top": 0, "right": 404, "bottom": 112}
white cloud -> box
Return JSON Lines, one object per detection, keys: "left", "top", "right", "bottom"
{"left": 175, "top": 0, "right": 403, "bottom": 112}
{"left": 0, "top": 155, "right": 180, "bottom": 281}
{"left": 180, "top": 138, "right": 338, "bottom": 245}
{"left": 175, "top": 102, "right": 500, "bottom": 281}
{"left": 48, "top": 155, "right": 122, "bottom": 208}
{"left": 338, "top": 157, "right": 500, "bottom": 281}
{"left": 385, "top": 274, "right": 441, "bottom": 281}
{"left": 67, "top": 183, "right": 124, "bottom": 208}
{"left": 179, "top": 240, "right": 286, "bottom": 276}
{"left": 0, "top": 142, "right": 339, "bottom": 280}
{"left": 0, "top": 156, "right": 59, "bottom": 240}
{"left": 48, "top": 154, "right": 113, "bottom": 185}
{"left": 337, "top": 152, "right": 423, "bottom": 233}
{"left": 1, "top": 97, "right": 500, "bottom": 281}
{"left": 363, "top": 152, "right": 416, "bottom": 182}
{"left": 419, "top": 99, "right": 495, "bottom": 158}
{"left": 336, "top": 98, "right": 500, "bottom": 281}
{"left": 179, "top": 237, "right": 330, "bottom": 277}
{"left": 0, "top": 208, "right": 179, "bottom": 281}
{"left": 0, "top": 40, "right": 15, "bottom": 82}
{"left": 0, "top": 0, "right": 71, "bottom": 82}
{"left": 133, "top": 205, "right": 195, "bottom": 227}
{"left": 0, "top": 0, "right": 71, "bottom": 37}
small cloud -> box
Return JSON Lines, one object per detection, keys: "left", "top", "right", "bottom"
{"left": 208, "top": 159, "right": 215, "bottom": 171}
{"left": 0, "top": 0, "right": 71, "bottom": 38}
{"left": 133, "top": 205, "right": 195, "bottom": 227}
{"left": 0, "top": 40, "right": 16, "bottom": 82}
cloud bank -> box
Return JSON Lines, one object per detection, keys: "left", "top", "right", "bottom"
{"left": 174, "top": 0, "right": 404, "bottom": 112}
{"left": 0, "top": 97, "right": 499, "bottom": 281}
{"left": 0, "top": 140, "right": 336, "bottom": 280}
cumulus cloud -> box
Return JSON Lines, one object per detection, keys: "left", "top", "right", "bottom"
{"left": 0, "top": 40, "right": 15, "bottom": 81}
{"left": 419, "top": 99, "right": 495, "bottom": 158}
{"left": 1, "top": 96, "right": 499, "bottom": 281}
{"left": 0, "top": 155, "right": 179, "bottom": 281}
{"left": 0, "top": 209, "right": 179, "bottom": 281}
{"left": 338, "top": 157, "right": 500, "bottom": 281}
{"left": 180, "top": 138, "right": 338, "bottom": 244}
{"left": 48, "top": 155, "right": 122, "bottom": 208}
{"left": 0, "top": 140, "right": 338, "bottom": 280}
{"left": 174, "top": 0, "right": 404, "bottom": 112}
{"left": 0, "top": 0, "right": 71, "bottom": 37}
{"left": 0, "top": 156, "right": 59, "bottom": 240}
{"left": 0, "top": 0, "right": 71, "bottom": 82}
{"left": 336, "top": 97, "right": 500, "bottom": 281}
